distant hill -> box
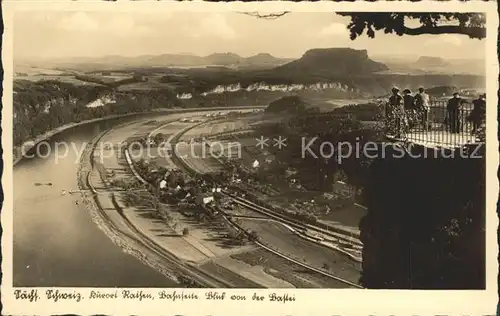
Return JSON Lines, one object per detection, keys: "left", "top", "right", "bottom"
{"left": 425, "top": 85, "right": 459, "bottom": 96}
{"left": 145, "top": 54, "right": 206, "bottom": 66}
{"left": 245, "top": 53, "right": 281, "bottom": 64}
{"left": 371, "top": 54, "right": 484, "bottom": 76}
{"left": 266, "top": 96, "right": 311, "bottom": 114}
{"left": 205, "top": 53, "right": 243, "bottom": 66}
{"left": 274, "top": 48, "right": 389, "bottom": 77}
{"left": 239, "top": 53, "right": 294, "bottom": 68}
{"left": 20, "top": 52, "right": 291, "bottom": 71}
{"left": 415, "top": 56, "right": 450, "bottom": 68}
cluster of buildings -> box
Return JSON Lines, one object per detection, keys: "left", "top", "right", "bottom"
{"left": 151, "top": 168, "right": 222, "bottom": 208}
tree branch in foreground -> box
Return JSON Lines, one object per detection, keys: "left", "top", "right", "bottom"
{"left": 238, "top": 11, "right": 290, "bottom": 20}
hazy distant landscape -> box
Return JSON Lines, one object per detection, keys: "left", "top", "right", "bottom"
{"left": 13, "top": 47, "right": 485, "bottom": 147}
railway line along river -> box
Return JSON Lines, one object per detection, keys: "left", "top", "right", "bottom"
{"left": 13, "top": 107, "right": 264, "bottom": 287}
{"left": 13, "top": 114, "right": 180, "bottom": 287}
{"left": 14, "top": 105, "right": 352, "bottom": 288}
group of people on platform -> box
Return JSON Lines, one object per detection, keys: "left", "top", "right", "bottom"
{"left": 386, "top": 86, "right": 486, "bottom": 137}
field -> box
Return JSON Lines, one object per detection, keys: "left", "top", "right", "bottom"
{"left": 117, "top": 81, "right": 177, "bottom": 91}
{"left": 235, "top": 218, "right": 361, "bottom": 283}
{"left": 224, "top": 204, "right": 268, "bottom": 218}
{"left": 315, "top": 204, "right": 367, "bottom": 234}
{"left": 230, "top": 248, "right": 356, "bottom": 288}
{"left": 97, "top": 115, "right": 275, "bottom": 266}
{"left": 237, "top": 186, "right": 366, "bottom": 235}
{"left": 197, "top": 261, "right": 265, "bottom": 288}
{"left": 206, "top": 256, "right": 294, "bottom": 288}
{"left": 14, "top": 74, "right": 105, "bottom": 86}
{"left": 321, "top": 98, "right": 375, "bottom": 109}
{"left": 177, "top": 143, "right": 223, "bottom": 174}
{"left": 91, "top": 112, "right": 364, "bottom": 288}
{"left": 14, "top": 65, "right": 66, "bottom": 76}
{"left": 162, "top": 204, "right": 257, "bottom": 259}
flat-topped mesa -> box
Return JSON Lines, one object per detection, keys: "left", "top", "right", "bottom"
{"left": 274, "top": 48, "right": 389, "bottom": 76}
{"left": 302, "top": 48, "right": 370, "bottom": 60}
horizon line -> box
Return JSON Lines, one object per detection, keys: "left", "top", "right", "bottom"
{"left": 14, "top": 47, "right": 483, "bottom": 64}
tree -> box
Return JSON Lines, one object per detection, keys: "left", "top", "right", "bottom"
{"left": 182, "top": 227, "right": 190, "bottom": 236}
{"left": 154, "top": 133, "right": 165, "bottom": 145}
{"left": 242, "top": 11, "right": 485, "bottom": 39}
{"left": 240, "top": 11, "right": 290, "bottom": 20}
{"left": 168, "top": 172, "right": 178, "bottom": 188}
{"left": 247, "top": 230, "right": 259, "bottom": 242}
{"left": 337, "top": 13, "right": 486, "bottom": 40}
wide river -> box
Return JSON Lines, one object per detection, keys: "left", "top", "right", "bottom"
{"left": 13, "top": 115, "right": 178, "bottom": 287}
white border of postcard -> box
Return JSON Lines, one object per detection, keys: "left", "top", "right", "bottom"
{"left": 2, "top": 1, "right": 499, "bottom": 315}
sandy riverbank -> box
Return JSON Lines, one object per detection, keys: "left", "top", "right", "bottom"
{"left": 96, "top": 117, "right": 291, "bottom": 287}
{"left": 76, "top": 122, "right": 184, "bottom": 285}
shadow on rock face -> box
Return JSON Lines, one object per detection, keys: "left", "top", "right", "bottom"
{"left": 359, "top": 143, "right": 486, "bottom": 289}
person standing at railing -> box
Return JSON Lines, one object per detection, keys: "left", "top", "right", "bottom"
{"left": 467, "top": 93, "right": 486, "bottom": 134}
{"left": 403, "top": 89, "right": 417, "bottom": 128}
{"left": 387, "top": 87, "right": 404, "bottom": 137}
{"left": 415, "top": 87, "right": 430, "bottom": 131}
{"left": 447, "top": 92, "right": 464, "bottom": 134}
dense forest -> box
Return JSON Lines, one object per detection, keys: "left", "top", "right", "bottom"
{"left": 13, "top": 80, "right": 182, "bottom": 146}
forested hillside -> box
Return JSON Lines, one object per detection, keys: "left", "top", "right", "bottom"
{"left": 13, "top": 80, "right": 182, "bottom": 146}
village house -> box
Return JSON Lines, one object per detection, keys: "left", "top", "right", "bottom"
{"left": 195, "top": 193, "right": 215, "bottom": 206}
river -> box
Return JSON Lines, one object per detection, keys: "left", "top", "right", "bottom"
{"left": 13, "top": 115, "right": 178, "bottom": 287}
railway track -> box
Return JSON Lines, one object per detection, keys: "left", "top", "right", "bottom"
{"left": 167, "top": 121, "right": 365, "bottom": 289}
{"left": 225, "top": 193, "right": 363, "bottom": 247}
{"left": 210, "top": 204, "right": 363, "bottom": 289}
{"left": 84, "top": 120, "right": 233, "bottom": 288}
{"left": 224, "top": 201, "right": 363, "bottom": 260}
{"left": 168, "top": 121, "right": 363, "bottom": 246}
{"left": 106, "top": 193, "right": 231, "bottom": 288}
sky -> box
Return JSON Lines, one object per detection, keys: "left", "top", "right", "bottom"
{"left": 14, "top": 11, "right": 486, "bottom": 61}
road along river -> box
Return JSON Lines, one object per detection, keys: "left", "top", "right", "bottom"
{"left": 14, "top": 116, "right": 180, "bottom": 287}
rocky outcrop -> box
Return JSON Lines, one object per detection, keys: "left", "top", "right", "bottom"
{"left": 274, "top": 48, "right": 389, "bottom": 77}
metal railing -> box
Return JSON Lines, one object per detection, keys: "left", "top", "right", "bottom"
{"left": 385, "top": 101, "right": 485, "bottom": 147}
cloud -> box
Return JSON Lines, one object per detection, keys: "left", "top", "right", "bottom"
{"left": 195, "top": 13, "right": 236, "bottom": 40}
{"left": 56, "top": 12, "right": 156, "bottom": 37}
{"left": 317, "top": 22, "right": 349, "bottom": 37}
{"left": 103, "top": 15, "right": 152, "bottom": 37}
{"left": 425, "top": 35, "right": 463, "bottom": 47}
{"left": 58, "top": 12, "right": 99, "bottom": 31}
{"left": 104, "top": 16, "right": 135, "bottom": 32}
{"left": 443, "top": 35, "right": 463, "bottom": 46}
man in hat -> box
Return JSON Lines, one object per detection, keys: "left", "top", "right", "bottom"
{"left": 403, "top": 89, "right": 416, "bottom": 128}
{"left": 468, "top": 93, "right": 486, "bottom": 134}
{"left": 447, "top": 92, "right": 464, "bottom": 133}
{"left": 387, "top": 87, "right": 404, "bottom": 137}
{"left": 388, "top": 87, "right": 402, "bottom": 111}
{"left": 415, "top": 87, "right": 430, "bottom": 131}
{"left": 403, "top": 89, "right": 416, "bottom": 111}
